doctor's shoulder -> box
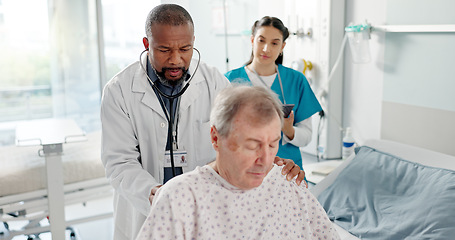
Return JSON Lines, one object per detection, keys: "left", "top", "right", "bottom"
{"left": 108, "top": 60, "right": 142, "bottom": 84}
{"left": 193, "top": 60, "right": 230, "bottom": 91}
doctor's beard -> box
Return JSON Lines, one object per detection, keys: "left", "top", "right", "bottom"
{"left": 156, "top": 67, "right": 188, "bottom": 87}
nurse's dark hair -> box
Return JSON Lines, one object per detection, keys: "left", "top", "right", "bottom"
{"left": 245, "top": 16, "right": 289, "bottom": 66}
{"left": 210, "top": 84, "right": 284, "bottom": 137}
{"left": 145, "top": 4, "right": 194, "bottom": 39}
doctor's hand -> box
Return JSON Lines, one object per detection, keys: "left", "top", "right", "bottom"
{"left": 274, "top": 156, "right": 308, "bottom": 188}
{"left": 282, "top": 111, "right": 295, "bottom": 140}
{"left": 149, "top": 185, "right": 163, "bottom": 205}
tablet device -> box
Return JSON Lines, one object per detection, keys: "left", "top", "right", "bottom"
{"left": 282, "top": 104, "right": 294, "bottom": 118}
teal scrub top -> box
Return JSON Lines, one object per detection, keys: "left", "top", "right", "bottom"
{"left": 225, "top": 64, "right": 322, "bottom": 168}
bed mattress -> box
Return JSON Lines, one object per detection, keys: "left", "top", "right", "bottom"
{"left": 311, "top": 139, "right": 455, "bottom": 240}
{"left": 0, "top": 131, "right": 105, "bottom": 197}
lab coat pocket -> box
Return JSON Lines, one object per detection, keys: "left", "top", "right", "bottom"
{"left": 193, "top": 120, "right": 215, "bottom": 164}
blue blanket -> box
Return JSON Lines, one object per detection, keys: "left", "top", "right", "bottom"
{"left": 318, "top": 146, "right": 455, "bottom": 239}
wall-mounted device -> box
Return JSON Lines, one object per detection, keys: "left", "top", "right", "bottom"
{"left": 345, "top": 23, "right": 371, "bottom": 63}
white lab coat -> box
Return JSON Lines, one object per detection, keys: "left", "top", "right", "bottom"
{"left": 100, "top": 53, "right": 230, "bottom": 240}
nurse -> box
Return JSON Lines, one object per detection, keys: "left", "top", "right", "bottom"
{"left": 225, "top": 16, "right": 322, "bottom": 168}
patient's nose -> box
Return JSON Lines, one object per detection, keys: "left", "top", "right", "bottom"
{"left": 256, "top": 146, "right": 272, "bottom": 164}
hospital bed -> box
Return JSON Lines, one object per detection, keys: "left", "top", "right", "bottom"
{"left": 311, "top": 139, "right": 455, "bottom": 239}
{"left": 0, "top": 130, "right": 112, "bottom": 239}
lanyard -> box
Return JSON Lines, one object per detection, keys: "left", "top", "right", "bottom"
{"left": 251, "top": 65, "right": 287, "bottom": 104}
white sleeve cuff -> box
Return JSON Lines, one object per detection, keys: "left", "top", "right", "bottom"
{"left": 281, "top": 117, "right": 313, "bottom": 147}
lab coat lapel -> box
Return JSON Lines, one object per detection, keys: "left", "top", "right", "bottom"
{"left": 132, "top": 54, "right": 167, "bottom": 120}
{"left": 179, "top": 59, "right": 202, "bottom": 112}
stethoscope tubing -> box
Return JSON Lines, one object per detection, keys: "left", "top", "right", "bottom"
{"left": 139, "top": 48, "right": 201, "bottom": 100}
{"left": 139, "top": 47, "right": 201, "bottom": 177}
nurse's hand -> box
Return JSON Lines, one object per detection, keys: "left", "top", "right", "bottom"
{"left": 282, "top": 111, "right": 295, "bottom": 140}
{"left": 274, "top": 156, "right": 308, "bottom": 188}
{"left": 149, "top": 185, "right": 163, "bottom": 205}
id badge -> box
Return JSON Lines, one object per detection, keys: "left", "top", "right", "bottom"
{"left": 164, "top": 150, "right": 188, "bottom": 167}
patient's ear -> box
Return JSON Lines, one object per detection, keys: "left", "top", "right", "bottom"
{"left": 210, "top": 126, "right": 219, "bottom": 151}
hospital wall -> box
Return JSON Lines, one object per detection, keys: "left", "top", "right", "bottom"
{"left": 164, "top": 0, "right": 455, "bottom": 157}
{"left": 164, "top": 0, "right": 287, "bottom": 74}
{"left": 344, "top": 0, "right": 455, "bottom": 156}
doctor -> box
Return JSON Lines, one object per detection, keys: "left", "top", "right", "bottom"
{"left": 100, "top": 4, "right": 306, "bottom": 240}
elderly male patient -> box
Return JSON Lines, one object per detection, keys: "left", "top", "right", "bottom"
{"left": 136, "top": 85, "right": 340, "bottom": 240}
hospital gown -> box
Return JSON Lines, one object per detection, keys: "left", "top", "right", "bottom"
{"left": 136, "top": 165, "right": 340, "bottom": 240}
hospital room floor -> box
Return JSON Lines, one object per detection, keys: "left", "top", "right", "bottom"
{"left": 9, "top": 195, "right": 114, "bottom": 240}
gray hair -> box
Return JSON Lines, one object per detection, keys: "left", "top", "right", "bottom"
{"left": 145, "top": 4, "right": 194, "bottom": 39}
{"left": 210, "top": 85, "right": 284, "bottom": 137}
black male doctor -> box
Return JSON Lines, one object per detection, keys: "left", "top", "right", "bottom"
{"left": 100, "top": 4, "right": 305, "bottom": 240}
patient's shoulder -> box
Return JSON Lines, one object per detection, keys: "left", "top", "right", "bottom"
{"left": 265, "top": 165, "right": 311, "bottom": 195}
{"left": 159, "top": 166, "right": 216, "bottom": 194}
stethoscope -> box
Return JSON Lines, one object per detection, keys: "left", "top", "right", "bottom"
{"left": 139, "top": 47, "right": 201, "bottom": 177}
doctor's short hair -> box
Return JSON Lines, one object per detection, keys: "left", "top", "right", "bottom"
{"left": 145, "top": 4, "right": 194, "bottom": 39}
{"left": 210, "top": 85, "right": 284, "bottom": 137}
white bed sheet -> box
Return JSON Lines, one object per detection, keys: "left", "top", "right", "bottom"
{"left": 311, "top": 139, "right": 455, "bottom": 240}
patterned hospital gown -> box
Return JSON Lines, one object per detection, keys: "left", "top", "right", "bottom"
{"left": 136, "top": 165, "right": 340, "bottom": 240}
